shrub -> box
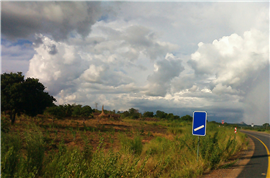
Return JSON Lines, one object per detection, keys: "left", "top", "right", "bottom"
{"left": 1, "top": 116, "right": 10, "bottom": 133}
{"left": 1, "top": 132, "right": 22, "bottom": 177}
{"left": 24, "top": 124, "right": 46, "bottom": 176}
{"left": 119, "top": 133, "right": 143, "bottom": 156}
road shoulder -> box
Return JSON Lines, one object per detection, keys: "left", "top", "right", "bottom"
{"left": 199, "top": 136, "right": 255, "bottom": 178}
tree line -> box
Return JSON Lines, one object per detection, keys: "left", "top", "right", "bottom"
{"left": 122, "top": 108, "right": 192, "bottom": 121}
{"left": 1, "top": 72, "right": 192, "bottom": 124}
{"left": 44, "top": 104, "right": 94, "bottom": 119}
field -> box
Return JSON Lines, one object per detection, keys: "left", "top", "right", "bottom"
{"left": 2, "top": 114, "right": 247, "bottom": 178}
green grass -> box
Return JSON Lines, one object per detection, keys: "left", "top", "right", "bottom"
{"left": 1, "top": 118, "right": 246, "bottom": 178}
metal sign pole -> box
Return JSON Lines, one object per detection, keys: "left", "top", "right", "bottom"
{"left": 193, "top": 111, "right": 207, "bottom": 162}
{"left": 197, "top": 136, "right": 200, "bottom": 161}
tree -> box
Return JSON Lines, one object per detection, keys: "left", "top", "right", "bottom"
{"left": 45, "top": 105, "right": 65, "bottom": 119}
{"left": 263, "top": 123, "right": 269, "bottom": 129}
{"left": 72, "top": 104, "right": 82, "bottom": 116}
{"left": 80, "top": 105, "right": 93, "bottom": 117}
{"left": 143, "top": 111, "right": 154, "bottom": 118}
{"left": 1, "top": 72, "right": 56, "bottom": 124}
{"left": 122, "top": 111, "right": 130, "bottom": 118}
{"left": 155, "top": 110, "right": 167, "bottom": 119}
{"left": 173, "top": 115, "right": 180, "bottom": 120}
{"left": 181, "top": 115, "right": 192, "bottom": 122}
{"left": 128, "top": 108, "right": 140, "bottom": 119}
{"left": 166, "top": 113, "right": 174, "bottom": 120}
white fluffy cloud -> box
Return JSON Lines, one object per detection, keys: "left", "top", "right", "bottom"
{"left": 3, "top": 2, "right": 269, "bottom": 125}
{"left": 26, "top": 21, "right": 179, "bottom": 103}
{"left": 188, "top": 29, "right": 268, "bottom": 124}
{"left": 190, "top": 29, "right": 268, "bottom": 88}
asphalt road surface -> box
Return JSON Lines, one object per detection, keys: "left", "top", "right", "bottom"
{"left": 238, "top": 130, "right": 270, "bottom": 178}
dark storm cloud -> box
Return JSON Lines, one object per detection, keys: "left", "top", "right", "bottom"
{"left": 129, "top": 97, "right": 244, "bottom": 123}
{"left": 1, "top": 2, "right": 103, "bottom": 41}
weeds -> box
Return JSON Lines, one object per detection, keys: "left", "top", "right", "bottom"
{"left": 119, "top": 133, "right": 143, "bottom": 156}
{"left": 1, "top": 117, "right": 246, "bottom": 178}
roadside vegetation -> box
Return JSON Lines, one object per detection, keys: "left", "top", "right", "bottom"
{"left": 241, "top": 123, "right": 270, "bottom": 134}
{"left": 2, "top": 112, "right": 246, "bottom": 178}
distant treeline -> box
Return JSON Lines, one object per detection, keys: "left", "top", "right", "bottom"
{"left": 122, "top": 108, "right": 192, "bottom": 121}
{"left": 45, "top": 104, "right": 94, "bottom": 119}
{"left": 45, "top": 104, "right": 192, "bottom": 121}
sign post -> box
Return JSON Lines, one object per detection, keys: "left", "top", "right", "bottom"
{"left": 192, "top": 111, "right": 207, "bottom": 161}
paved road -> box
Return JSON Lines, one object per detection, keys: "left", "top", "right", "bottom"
{"left": 238, "top": 130, "right": 270, "bottom": 178}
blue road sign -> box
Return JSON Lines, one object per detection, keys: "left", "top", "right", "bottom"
{"left": 192, "top": 111, "right": 207, "bottom": 136}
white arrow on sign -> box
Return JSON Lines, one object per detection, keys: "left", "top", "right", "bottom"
{"left": 194, "top": 125, "right": 204, "bottom": 131}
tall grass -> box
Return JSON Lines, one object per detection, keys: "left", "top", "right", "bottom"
{"left": 1, "top": 121, "right": 246, "bottom": 177}
{"left": 118, "top": 132, "right": 143, "bottom": 156}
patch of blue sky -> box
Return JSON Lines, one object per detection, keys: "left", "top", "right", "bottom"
{"left": 98, "top": 14, "right": 109, "bottom": 22}
{"left": 68, "top": 31, "right": 78, "bottom": 38}
{"left": 1, "top": 38, "right": 32, "bottom": 47}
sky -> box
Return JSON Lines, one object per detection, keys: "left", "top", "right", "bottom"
{"left": 1, "top": 1, "right": 269, "bottom": 125}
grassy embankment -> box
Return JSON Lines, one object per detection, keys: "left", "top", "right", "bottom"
{"left": 241, "top": 127, "right": 270, "bottom": 134}
{"left": 2, "top": 115, "right": 247, "bottom": 178}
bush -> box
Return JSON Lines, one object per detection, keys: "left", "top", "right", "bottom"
{"left": 119, "top": 133, "right": 143, "bottom": 156}
{"left": 1, "top": 116, "right": 10, "bottom": 133}
{"left": 24, "top": 124, "right": 46, "bottom": 176}
{"left": 1, "top": 132, "right": 22, "bottom": 177}
{"left": 45, "top": 106, "right": 65, "bottom": 119}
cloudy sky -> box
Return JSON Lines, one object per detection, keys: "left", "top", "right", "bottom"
{"left": 1, "top": 1, "right": 269, "bottom": 124}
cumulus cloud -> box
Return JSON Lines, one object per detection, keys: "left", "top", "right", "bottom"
{"left": 84, "top": 23, "right": 179, "bottom": 62}
{"left": 26, "top": 20, "right": 178, "bottom": 101}
{"left": 3, "top": 2, "right": 269, "bottom": 125}
{"left": 189, "top": 29, "right": 269, "bottom": 124}
{"left": 2, "top": 2, "right": 103, "bottom": 41}
{"left": 189, "top": 29, "right": 268, "bottom": 88}
{"left": 145, "top": 53, "right": 184, "bottom": 96}
{"left": 26, "top": 35, "right": 89, "bottom": 95}
{"left": 212, "top": 83, "right": 243, "bottom": 95}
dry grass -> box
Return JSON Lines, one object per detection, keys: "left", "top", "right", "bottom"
{"left": 2, "top": 114, "right": 247, "bottom": 178}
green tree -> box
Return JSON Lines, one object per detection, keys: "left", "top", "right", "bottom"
{"left": 155, "top": 110, "right": 167, "bottom": 119}
{"left": 166, "top": 113, "right": 174, "bottom": 120}
{"left": 80, "top": 105, "right": 93, "bottom": 117}
{"left": 122, "top": 111, "right": 130, "bottom": 118}
{"left": 128, "top": 108, "right": 137, "bottom": 115}
{"left": 64, "top": 104, "right": 73, "bottom": 117}
{"left": 128, "top": 108, "right": 140, "bottom": 119}
{"left": 263, "top": 123, "right": 269, "bottom": 129}
{"left": 143, "top": 111, "right": 154, "bottom": 118}
{"left": 45, "top": 105, "right": 66, "bottom": 119}
{"left": 72, "top": 104, "right": 82, "bottom": 117}
{"left": 181, "top": 115, "right": 193, "bottom": 122}
{"left": 1, "top": 72, "right": 56, "bottom": 124}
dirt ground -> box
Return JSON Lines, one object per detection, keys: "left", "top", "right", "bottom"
{"left": 9, "top": 115, "right": 168, "bottom": 153}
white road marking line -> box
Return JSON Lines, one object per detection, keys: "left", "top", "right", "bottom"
{"left": 194, "top": 125, "right": 204, "bottom": 131}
